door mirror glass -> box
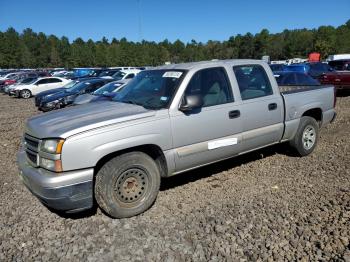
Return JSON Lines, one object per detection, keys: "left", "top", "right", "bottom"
{"left": 179, "top": 94, "right": 203, "bottom": 112}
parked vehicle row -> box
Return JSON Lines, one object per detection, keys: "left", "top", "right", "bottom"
{"left": 37, "top": 78, "right": 113, "bottom": 111}
{"left": 269, "top": 62, "right": 333, "bottom": 78}
{"left": 1, "top": 68, "right": 142, "bottom": 101}
{"left": 17, "top": 59, "right": 337, "bottom": 218}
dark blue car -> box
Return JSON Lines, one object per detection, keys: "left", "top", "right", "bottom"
{"left": 38, "top": 78, "right": 112, "bottom": 111}
{"left": 285, "top": 62, "right": 333, "bottom": 78}
{"left": 274, "top": 71, "right": 320, "bottom": 86}
{"left": 35, "top": 77, "right": 101, "bottom": 108}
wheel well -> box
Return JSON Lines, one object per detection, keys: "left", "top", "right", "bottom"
{"left": 302, "top": 108, "right": 322, "bottom": 123}
{"left": 94, "top": 144, "right": 168, "bottom": 177}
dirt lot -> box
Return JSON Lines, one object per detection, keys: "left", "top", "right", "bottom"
{"left": 0, "top": 94, "right": 349, "bottom": 261}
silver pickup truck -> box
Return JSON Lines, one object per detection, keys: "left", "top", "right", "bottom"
{"left": 17, "top": 60, "right": 336, "bottom": 218}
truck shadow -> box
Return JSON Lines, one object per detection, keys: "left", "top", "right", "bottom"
{"left": 336, "top": 90, "right": 349, "bottom": 97}
{"left": 52, "top": 143, "right": 295, "bottom": 219}
{"left": 160, "top": 143, "right": 295, "bottom": 191}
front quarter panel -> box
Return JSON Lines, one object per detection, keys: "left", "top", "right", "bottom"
{"left": 61, "top": 110, "right": 172, "bottom": 171}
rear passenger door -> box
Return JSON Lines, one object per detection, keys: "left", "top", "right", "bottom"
{"left": 171, "top": 67, "right": 243, "bottom": 172}
{"left": 232, "top": 64, "right": 284, "bottom": 152}
{"left": 41, "top": 78, "right": 63, "bottom": 92}
{"left": 35, "top": 79, "right": 50, "bottom": 94}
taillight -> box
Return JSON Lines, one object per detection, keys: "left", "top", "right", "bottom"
{"left": 333, "top": 86, "right": 337, "bottom": 108}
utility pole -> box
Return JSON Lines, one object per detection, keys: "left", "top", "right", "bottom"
{"left": 137, "top": 0, "right": 143, "bottom": 42}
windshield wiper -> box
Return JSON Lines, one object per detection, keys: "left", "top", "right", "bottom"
{"left": 120, "top": 100, "right": 154, "bottom": 110}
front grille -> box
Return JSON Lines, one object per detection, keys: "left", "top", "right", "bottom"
{"left": 26, "top": 150, "right": 37, "bottom": 164}
{"left": 24, "top": 134, "right": 40, "bottom": 166}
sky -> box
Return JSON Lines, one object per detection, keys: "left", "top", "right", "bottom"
{"left": 0, "top": 0, "right": 349, "bottom": 43}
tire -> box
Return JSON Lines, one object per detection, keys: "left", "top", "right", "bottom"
{"left": 20, "top": 89, "right": 32, "bottom": 99}
{"left": 95, "top": 152, "right": 161, "bottom": 218}
{"left": 289, "top": 116, "right": 319, "bottom": 156}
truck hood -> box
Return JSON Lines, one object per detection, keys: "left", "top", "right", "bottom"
{"left": 25, "top": 101, "right": 156, "bottom": 138}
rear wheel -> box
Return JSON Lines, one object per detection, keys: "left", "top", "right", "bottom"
{"left": 20, "top": 89, "right": 32, "bottom": 99}
{"left": 289, "top": 116, "right": 319, "bottom": 156}
{"left": 95, "top": 152, "right": 160, "bottom": 218}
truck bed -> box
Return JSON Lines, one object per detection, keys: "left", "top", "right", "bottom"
{"left": 279, "top": 84, "right": 335, "bottom": 142}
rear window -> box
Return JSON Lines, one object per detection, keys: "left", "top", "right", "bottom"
{"left": 233, "top": 65, "right": 273, "bottom": 100}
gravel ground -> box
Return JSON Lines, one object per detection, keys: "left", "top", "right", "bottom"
{"left": 0, "top": 93, "right": 349, "bottom": 261}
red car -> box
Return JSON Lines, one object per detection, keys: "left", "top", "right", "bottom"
{"left": 319, "top": 71, "right": 350, "bottom": 92}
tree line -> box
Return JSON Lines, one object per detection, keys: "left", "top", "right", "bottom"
{"left": 0, "top": 20, "right": 350, "bottom": 69}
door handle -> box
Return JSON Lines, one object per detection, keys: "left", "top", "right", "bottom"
{"left": 228, "top": 110, "right": 240, "bottom": 119}
{"left": 268, "top": 103, "right": 277, "bottom": 111}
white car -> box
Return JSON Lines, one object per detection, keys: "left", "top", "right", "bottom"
{"left": 102, "top": 69, "right": 140, "bottom": 80}
{"left": 12, "top": 77, "right": 70, "bottom": 99}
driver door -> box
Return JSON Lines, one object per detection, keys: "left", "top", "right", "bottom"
{"left": 170, "top": 67, "right": 243, "bottom": 172}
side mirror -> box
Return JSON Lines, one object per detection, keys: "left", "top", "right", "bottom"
{"left": 179, "top": 94, "right": 203, "bottom": 112}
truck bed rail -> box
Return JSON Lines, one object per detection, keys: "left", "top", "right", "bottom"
{"left": 279, "top": 85, "right": 333, "bottom": 94}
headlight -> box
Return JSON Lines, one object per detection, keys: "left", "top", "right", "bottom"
{"left": 40, "top": 139, "right": 65, "bottom": 154}
{"left": 46, "top": 100, "right": 60, "bottom": 107}
{"left": 39, "top": 158, "right": 62, "bottom": 172}
{"left": 64, "top": 95, "right": 76, "bottom": 103}
{"left": 39, "top": 139, "right": 64, "bottom": 172}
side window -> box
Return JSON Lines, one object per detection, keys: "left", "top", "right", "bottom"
{"left": 185, "top": 67, "right": 233, "bottom": 107}
{"left": 36, "top": 79, "right": 48, "bottom": 85}
{"left": 233, "top": 65, "right": 273, "bottom": 100}
{"left": 125, "top": 73, "right": 135, "bottom": 79}
{"left": 47, "top": 78, "right": 62, "bottom": 83}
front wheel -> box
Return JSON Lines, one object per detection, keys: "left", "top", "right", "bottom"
{"left": 20, "top": 89, "right": 32, "bottom": 99}
{"left": 95, "top": 152, "right": 161, "bottom": 218}
{"left": 289, "top": 116, "right": 319, "bottom": 156}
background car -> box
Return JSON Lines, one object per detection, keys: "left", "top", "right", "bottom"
{"left": 328, "top": 59, "right": 350, "bottom": 71}
{"left": 73, "top": 79, "right": 131, "bottom": 105}
{"left": 274, "top": 71, "right": 320, "bottom": 86}
{"left": 285, "top": 62, "right": 333, "bottom": 78}
{"left": 34, "top": 77, "right": 98, "bottom": 107}
{"left": 38, "top": 78, "right": 113, "bottom": 111}
{"left": 5, "top": 77, "right": 38, "bottom": 95}
{"left": 11, "top": 77, "right": 70, "bottom": 99}
{"left": 319, "top": 71, "right": 350, "bottom": 93}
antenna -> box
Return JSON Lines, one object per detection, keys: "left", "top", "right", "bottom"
{"left": 137, "top": 0, "right": 143, "bottom": 42}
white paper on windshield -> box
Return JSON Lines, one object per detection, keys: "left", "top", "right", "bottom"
{"left": 163, "top": 71, "right": 182, "bottom": 78}
{"left": 208, "top": 138, "right": 238, "bottom": 150}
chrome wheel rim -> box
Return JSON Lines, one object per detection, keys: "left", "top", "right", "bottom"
{"left": 114, "top": 168, "right": 149, "bottom": 204}
{"left": 302, "top": 125, "right": 316, "bottom": 150}
{"left": 22, "top": 91, "right": 30, "bottom": 98}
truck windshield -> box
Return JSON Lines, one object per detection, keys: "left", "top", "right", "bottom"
{"left": 113, "top": 70, "right": 186, "bottom": 110}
